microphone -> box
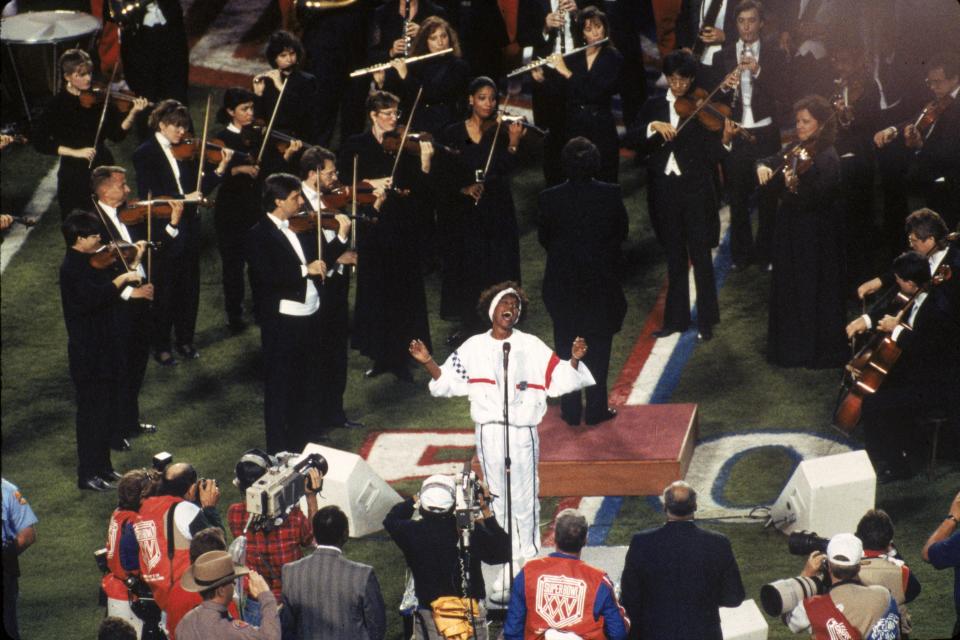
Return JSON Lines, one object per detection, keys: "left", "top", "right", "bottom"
{"left": 503, "top": 341, "right": 510, "bottom": 368}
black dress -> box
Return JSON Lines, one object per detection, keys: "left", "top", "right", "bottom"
{"left": 563, "top": 45, "right": 623, "bottom": 183}
{"left": 254, "top": 69, "right": 322, "bottom": 145}
{"left": 439, "top": 121, "right": 522, "bottom": 324}
{"left": 764, "top": 145, "right": 848, "bottom": 368}
{"left": 33, "top": 91, "right": 128, "bottom": 218}
{"left": 338, "top": 131, "right": 432, "bottom": 369}
{"left": 381, "top": 56, "right": 471, "bottom": 138}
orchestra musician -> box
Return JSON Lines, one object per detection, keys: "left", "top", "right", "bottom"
{"left": 845, "top": 251, "right": 960, "bottom": 483}
{"left": 676, "top": 0, "right": 738, "bottom": 88}
{"left": 91, "top": 165, "right": 170, "bottom": 453}
{"left": 369, "top": 0, "right": 448, "bottom": 64}
{"left": 718, "top": 0, "right": 787, "bottom": 270}
{"left": 132, "top": 100, "right": 232, "bottom": 366}
{"left": 757, "top": 94, "right": 847, "bottom": 368}
{"left": 339, "top": 91, "right": 433, "bottom": 380}
{"left": 298, "top": 147, "right": 363, "bottom": 432}
{"left": 636, "top": 50, "right": 735, "bottom": 342}
{"left": 532, "top": 6, "right": 623, "bottom": 183}
{"left": 33, "top": 49, "right": 148, "bottom": 219}
{"left": 245, "top": 173, "right": 341, "bottom": 453}
{"left": 253, "top": 31, "right": 320, "bottom": 148}
{"left": 213, "top": 88, "right": 264, "bottom": 333}
{"left": 439, "top": 77, "right": 525, "bottom": 344}
{"left": 59, "top": 211, "right": 150, "bottom": 491}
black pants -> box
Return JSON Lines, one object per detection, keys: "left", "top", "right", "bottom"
{"left": 724, "top": 124, "right": 779, "bottom": 266}
{"left": 261, "top": 311, "right": 324, "bottom": 454}
{"left": 554, "top": 329, "right": 613, "bottom": 424}
{"left": 72, "top": 375, "right": 116, "bottom": 479}
{"left": 840, "top": 152, "right": 876, "bottom": 289}
{"left": 218, "top": 234, "right": 254, "bottom": 321}
{"left": 152, "top": 246, "right": 200, "bottom": 353}
{"left": 120, "top": 24, "right": 189, "bottom": 106}
{"left": 862, "top": 383, "right": 944, "bottom": 475}
{"left": 116, "top": 299, "right": 150, "bottom": 437}
{"left": 3, "top": 566, "right": 19, "bottom": 640}
{"left": 317, "top": 277, "right": 350, "bottom": 427}
{"left": 876, "top": 134, "right": 911, "bottom": 258}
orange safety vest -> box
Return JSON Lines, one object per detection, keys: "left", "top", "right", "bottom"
{"left": 136, "top": 495, "right": 190, "bottom": 610}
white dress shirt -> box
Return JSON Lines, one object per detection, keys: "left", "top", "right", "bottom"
{"left": 266, "top": 213, "right": 320, "bottom": 316}
{"left": 647, "top": 92, "right": 683, "bottom": 176}
{"left": 698, "top": 0, "right": 728, "bottom": 67}
{"left": 300, "top": 182, "right": 348, "bottom": 276}
{"left": 154, "top": 132, "right": 184, "bottom": 195}
{"left": 736, "top": 39, "right": 772, "bottom": 128}
{"left": 548, "top": 0, "right": 575, "bottom": 55}
{"left": 97, "top": 202, "right": 147, "bottom": 299}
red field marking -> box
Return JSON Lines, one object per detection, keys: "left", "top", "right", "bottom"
{"left": 608, "top": 282, "right": 668, "bottom": 406}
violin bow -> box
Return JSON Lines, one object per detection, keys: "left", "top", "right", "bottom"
{"left": 196, "top": 93, "right": 213, "bottom": 195}
{"left": 316, "top": 163, "right": 324, "bottom": 284}
{"left": 146, "top": 190, "right": 152, "bottom": 284}
{"left": 90, "top": 196, "right": 135, "bottom": 275}
{"left": 351, "top": 154, "right": 358, "bottom": 276}
{"left": 476, "top": 94, "right": 510, "bottom": 206}
{"left": 387, "top": 86, "right": 424, "bottom": 186}
{"left": 257, "top": 75, "right": 290, "bottom": 164}
{"left": 89, "top": 63, "right": 121, "bottom": 169}
{"left": 673, "top": 68, "right": 735, "bottom": 139}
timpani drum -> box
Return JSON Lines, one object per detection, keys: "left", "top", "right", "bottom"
{"left": 1, "top": 10, "right": 101, "bottom": 122}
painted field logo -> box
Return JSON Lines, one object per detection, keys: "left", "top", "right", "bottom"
{"left": 535, "top": 574, "right": 586, "bottom": 627}
{"left": 134, "top": 520, "right": 161, "bottom": 571}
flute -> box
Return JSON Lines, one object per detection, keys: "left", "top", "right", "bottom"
{"left": 506, "top": 38, "right": 609, "bottom": 78}
{"left": 350, "top": 48, "right": 454, "bottom": 78}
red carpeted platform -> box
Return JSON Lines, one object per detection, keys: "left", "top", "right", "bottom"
{"left": 536, "top": 403, "right": 699, "bottom": 497}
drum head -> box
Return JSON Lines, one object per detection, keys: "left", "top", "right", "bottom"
{"left": 0, "top": 11, "right": 101, "bottom": 45}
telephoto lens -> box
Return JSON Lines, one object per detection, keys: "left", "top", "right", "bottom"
{"left": 787, "top": 530, "right": 830, "bottom": 556}
{"left": 759, "top": 575, "right": 827, "bottom": 616}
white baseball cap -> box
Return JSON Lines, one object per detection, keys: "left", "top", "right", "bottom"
{"left": 827, "top": 533, "right": 863, "bottom": 567}
{"left": 420, "top": 474, "right": 455, "bottom": 513}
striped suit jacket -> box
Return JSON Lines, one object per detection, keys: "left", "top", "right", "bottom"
{"left": 280, "top": 548, "right": 386, "bottom": 640}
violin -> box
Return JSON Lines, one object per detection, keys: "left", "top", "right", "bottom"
{"left": 78, "top": 84, "right": 153, "bottom": 113}
{"left": 673, "top": 88, "right": 756, "bottom": 143}
{"left": 906, "top": 94, "right": 954, "bottom": 137}
{"left": 478, "top": 114, "right": 548, "bottom": 139}
{"left": 118, "top": 197, "right": 212, "bottom": 225}
{"left": 245, "top": 123, "right": 310, "bottom": 156}
{"left": 320, "top": 183, "right": 380, "bottom": 209}
{"left": 831, "top": 77, "right": 865, "bottom": 129}
{"left": 287, "top": 210, "right": 369, "bottom": 234}
{"left": 170, "top": 137, "right": 251, "bottom": 164}
{"left": 89, "top": 241, "right": 141, "bottom": 270}
{"left": 381, "top": 126, "right": 460, "bottom": 156}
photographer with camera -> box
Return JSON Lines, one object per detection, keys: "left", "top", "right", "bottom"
{"left": 135, "top": 462, "right": 223, "bottom": 613}
{"left": 384, "top": 473, "right": 511, "bottom": 639}
{"left": 227, "top": 448, "right": 323, "bottom": 625}
{"left": 166, "top": 529, "right": 242, "bottom": 639}
{"left": 856, "top": 510, "right": 922, "bottom": 636}
{"left": 783, "top": 533, "right": 900, "bottom": 639}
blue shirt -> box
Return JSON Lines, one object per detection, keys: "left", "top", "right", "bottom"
{"left": 2, "top": 478, "right": 39, "bottom": 545}
{"left": 503, "top": 552, "right": 629, "bottom": 640}
{"left": 928, "top": 530, "right": 960, "bottom": 614}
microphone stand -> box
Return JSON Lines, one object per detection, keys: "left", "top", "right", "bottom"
{"left": 502, "top": 342, "right": 514, "bottom": 593}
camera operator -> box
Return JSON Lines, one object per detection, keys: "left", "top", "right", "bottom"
{"left": 783, "top": 533, "right": 900, "bottom": 639}
{"left": 856, "top": 509, "right": 922, "bottom": 636}
{"left": 383, "top": 474, "right": 511, "bottom": 639}
{"left": 101, "top": 469, "right": 161, "bottom": 637}
{"left": 227, "top": 449, "right": 322, "bottom": 625}
{"left": 135, "top": 462, "right": 223, "bottom": 612}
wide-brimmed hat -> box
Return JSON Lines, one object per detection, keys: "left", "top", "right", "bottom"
{"left": 180, "top": 550, "right": 249, "bottom": 592}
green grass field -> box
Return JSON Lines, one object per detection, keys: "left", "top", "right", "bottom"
{"left": 1, "top": 87, "right": 956, "bottom": 639}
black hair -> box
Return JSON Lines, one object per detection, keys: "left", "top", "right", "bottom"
{"left": 476, "top": 281, "right": 530, "bottom": 322}
{"left": 554, "top": 509, "right": 589, "bottom": 554}
{"left": 561, "top": 136, "right": 601, "bottom": 181}
{"left": 265, "top": 30, "right": 305, "bottom": 69}
{"left": 855, "top": 509, "right": 895, "bottom": 552}
{"left": 468, "top": 76, "right": 498, "bottom": 97}
{"left": 261, "top": 172, "right": 302, "bottom": 212}
{"left": 61, "top": 210, "right": 101, "bottom": 246}
{"left": 218, "top": 87, "right": 256, "bottom": 124}
{"left": 148, "top": 99, "right": 191, "bottom": 132}
{"left": 892, "top": 251, "right": 931, "bottom": 287}
{"left": 793, "top": 94, "right": 836, "bottom": 148}
{"left": 299, "top": 146, "right": 338, "bottom": 179}
{"left": 928, "top": 53, "right": 960, "bottom": 81}
{"left": 575, "top": 6, "right": 615, "bottom": 50}
{"left": 410, "top": 16, "right": 462, "bottom": 58}
{"left": 313, "top": 505, "right": 349, "bottom": 547}
{"left": 663, "top": 50, "right": 698, "bottom": 79}
{"left": 59, "top": 48, "right": 92, "bottom": 78}
{"left": 905, "top": 208, "right": 948, "bottom": 245}
{"left": 91, "top": 165, "right": 126, "bottom": 196}
{"left": 163, "top": 462, "right": 198, "bottom": 498}
{"left": 98, "top": 617, "right": 137, "bottom": 640}
{"left": 733, "top": 0, "right": 765, "bottom": 21}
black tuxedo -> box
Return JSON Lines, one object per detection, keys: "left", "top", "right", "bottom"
{"left": 917, "top": 96, "right": 960, "bottom": 230}
{"left": 462, "top": 0, "right": 545, "bottom": 81}
{"left": 621, "top": 520, "right": 745, "bottom": 640}
{"left": 133, "top": 135, "right": 222, "bottom": 354}
{"left": 538, "top": 179, "right": 628, "bottom": 423}
{"left": 113, "top": 0, "right": 189, "bottom": 109}
{"left": 676, "top": 0, "right": 739, "bottom": 87}
{"left": 635, "top": 94, "right": 727, "bottom": 332}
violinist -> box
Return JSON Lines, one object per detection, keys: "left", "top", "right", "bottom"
{"left": 59, "top": 211, "right": 150, "bottom": 491}
{"left": 33, "top": 49, "right": 148, "bottom": 219}
{"left": 214, "top": 88, "right": 264, "bottom": 333}
{"left": 439, "top": 77, "right": 525, "bottom": 344}
{"left": 757, "top": 95, "right": 847, "bottom": 368}
{"left": 372, "top": 16, "right": 470, "bottom": 138}
{"left": 253, "top": 31, "right": 320, "bottom": 148}
{"left": 92, "top": 165, "right": 171, "bottom": 451}
{"left": 133, "top": 100, "right": 231, "bottom": 366}
{"left": 298, "top": 147, "right": 363, "bottom": 432}
{"left": 844, "top": 251, "right": 960, "bottom": 483}
{"left": 339, "top": 90, "right": 433, "bottom": 380}
{"left": 245, "top": 173, "right": 331, "bottom": 454}
{"left": 636, "top": 50, "right": 735, "bottom": 342}
{"left": 875, "top": 54, "right": 960, "bottom": 230}
{"left": 718, "top": 0, "right": 787, "bottom": 270}
{"left": 532, "top": 6, "right": 623, "bottom": 183}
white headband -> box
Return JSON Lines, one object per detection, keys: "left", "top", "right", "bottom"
{"left": 488, "top": 288, "right": 521, "bottom": 322}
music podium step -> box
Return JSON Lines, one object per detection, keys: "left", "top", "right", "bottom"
{"left": 536, "top": 403, "right": 699, "bottom": 496}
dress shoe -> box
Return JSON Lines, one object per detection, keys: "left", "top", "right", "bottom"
{"left": 99, "top": 469, "right": 123, "bottom": 482}
{"left": 364, "top": 364, "right": 387, "bottom": 378}
{"left": 561, "top": 413, "right": 582, "bottom": 426}
{"left": 154, "top": 351, "right": 178, "bottom": 367}
{"left": 78, "top": 476, "right": 113, "bottom": 492}
{"left": 653, "top": 326, "right": 684, "bottom": 339}
{"left": 110, "top": 437, "right": 131, "bottom": 452}
{"left": 697, "top": 327, "right": 714, "bottom": 343}
{"left": 137, "top": 422, "right": 158, "bottom": 434}
{"left": 585, "top": 408, "right": 618, "bottom": 425}
{"left": 175, "top": 344, "right": 200, "bottom": 360}
{"left": 341, "top": 419, "right": 365, "bottom": 430}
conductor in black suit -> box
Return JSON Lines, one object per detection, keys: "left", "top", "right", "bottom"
{"left": 635, "top": 51, "right": 735, "bottom": 341}
{"left": 620, "top": 481, "right": 745, "bottom": 640}
{"left": 246, "top": 174, "right": 345, "bottom": 454}
{"left": 538, "top": 137, "right": 627, "bottom": 426}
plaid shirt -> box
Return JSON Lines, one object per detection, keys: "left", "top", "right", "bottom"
{"left": 227, "top": 502, "right": 313, "bottom": 599}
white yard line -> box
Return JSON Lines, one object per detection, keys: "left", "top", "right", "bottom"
{"left": 1, "top": 164, "right": 58, "bottom": 274}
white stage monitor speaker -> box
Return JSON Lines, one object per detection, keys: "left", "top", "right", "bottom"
{"left": 769, "top": 450, "right": 875, "bottom": 538}
{"left": 721, "top": 599, "right": 769, "bottom": 640}
{"left": 299, "top": 443, "right": 403, "bottom": 538}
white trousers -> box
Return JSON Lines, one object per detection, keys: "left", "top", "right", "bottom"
{"left": 106, "top": 598, "right": 144, "bottom": 637}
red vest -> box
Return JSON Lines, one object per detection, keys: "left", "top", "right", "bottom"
{"left": 523, "top": 556, "right": 607, "bottom": 640}
{"left": 804, "top": 594, "right": 863, "bottom": 640}
{"left": 136, "top": 495, "right": 190, "bottom": 610}
{"left": 102, "top": 509, "right": 140, "bottom": 600}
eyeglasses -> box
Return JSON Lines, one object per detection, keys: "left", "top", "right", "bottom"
{"left": 377, "top": 109, "right": 401, "bottom": 119}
